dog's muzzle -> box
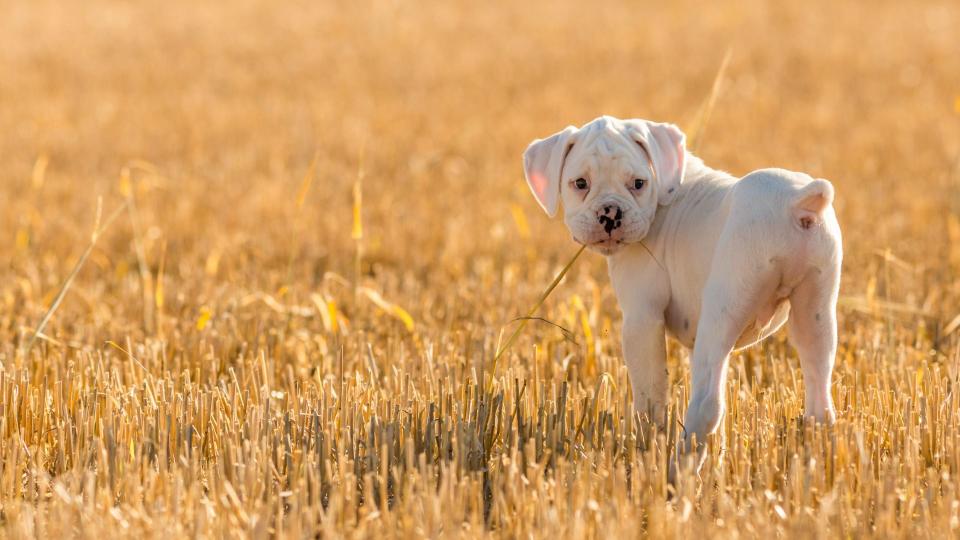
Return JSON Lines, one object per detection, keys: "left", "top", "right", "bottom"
{"left": 566, "top": 197, "right": 650, "bottom": 254}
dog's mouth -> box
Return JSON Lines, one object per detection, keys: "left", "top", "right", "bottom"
{"left": 568, "top": 212, "right": 651, "bottom": 256}
{"left": 591, "top": 239, "right": 624, "bottom": 255}
{"left": 574, "top": 236, "right": 628, "bottom": 255}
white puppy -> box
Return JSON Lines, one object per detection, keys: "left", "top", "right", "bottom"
{"left": 523, "top": 116, "right": 842, "bottom": 471}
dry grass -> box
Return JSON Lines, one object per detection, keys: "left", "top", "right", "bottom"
{"left": 2, "top": 0, "right": 960, "bottom": 537}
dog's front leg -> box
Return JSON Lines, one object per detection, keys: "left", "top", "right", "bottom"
{"left": 621, "top": 311, "right": 669, "bottom": 431}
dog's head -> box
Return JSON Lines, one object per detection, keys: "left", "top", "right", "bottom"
{"left": 523, "top": 116, "right": 686, "bottom": 255}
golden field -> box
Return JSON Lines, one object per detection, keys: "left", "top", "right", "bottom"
{"left": 2, "top": 0, "right": 960, "bottom": 537}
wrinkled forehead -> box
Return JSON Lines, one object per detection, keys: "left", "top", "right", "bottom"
{"left": 565, "top": 120, "right": 649, "bottom": 173}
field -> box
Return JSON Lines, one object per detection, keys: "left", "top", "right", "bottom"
{"left": 2, "top": 0, "right": 960, "bottom": 537}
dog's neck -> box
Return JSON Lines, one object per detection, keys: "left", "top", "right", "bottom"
{"left": 605, "top": 153, "right": 737, "bottom": 261}
{"left": 632, "top": 152, "right": 738, "bottom": 253}
{"left": 679, "top": 152, "right": 737, "bottom": 191}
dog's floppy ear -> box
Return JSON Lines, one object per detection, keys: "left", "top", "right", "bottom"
{"left": 625, "top": 120, "right": 687, "bottom": 206}
{"left": 523, "top": 126, "right": 578, "bottom": 217}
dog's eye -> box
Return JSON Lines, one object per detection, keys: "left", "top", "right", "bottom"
{"left": 574, "top": 178, "right": 589, "bottom": 190}
{"left": 632, "top": 178, "right": 646, "bottom": 190}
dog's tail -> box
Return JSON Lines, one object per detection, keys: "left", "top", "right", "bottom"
{"left": 792, "top": 179, "right": 834, "bottom": 230}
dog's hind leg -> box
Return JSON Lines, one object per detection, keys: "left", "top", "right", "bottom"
{"left": 673, "top": 233, "right": 780, "bottom": 480}
{"left": 787, "top": 263, "right": 840, "bottom": 424}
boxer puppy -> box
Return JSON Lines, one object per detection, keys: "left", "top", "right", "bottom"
{"left": 523, "top": 116, "right": 842, "bottom": 475}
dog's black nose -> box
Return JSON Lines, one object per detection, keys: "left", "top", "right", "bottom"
{"left": 597, "top": 205, "right": 623, "bottom": 234}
